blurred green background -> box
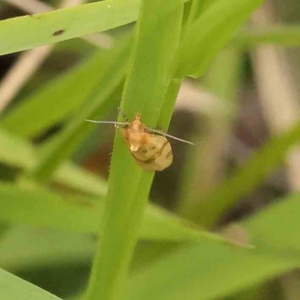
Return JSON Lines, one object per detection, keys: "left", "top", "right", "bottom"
{"left": 1, "top": 0, "right": 300, "bottom": 300}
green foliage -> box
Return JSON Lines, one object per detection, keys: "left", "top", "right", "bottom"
{"left": 0, "top": 267, "right": 61, "bottom": 300}
{"left": 1, "top": 50, "right": 119, "bottom": 137}
{"left": 0, "top": 182, "right": 222, "bottom": 242}
{"left": 27, "top": 37, "right": 131, "bottom": 184}
{"left": 176, "top": 0, "right": 262, "bottom": 77}
{"left": 0, "top": 0, "right": 139, "bottom": 55}
{"left": 4, "top": 0, "right": 300, "bottom": 300}
{"left": 192, "top": 120, "right": 300, "bottom": 227}
{"left": 127, "top": 193, "right": 300, "bottom": 300}
{"left": 85, "top": 2, "right": 185, "bottom": 300}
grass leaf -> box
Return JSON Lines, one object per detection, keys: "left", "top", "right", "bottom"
{"left": 27, "top": 37, "right": 131, "bottom": 184}
{"left": 0, "top": 267, "right": 62, "bottom": 300}
{"left": 127, "top": 240, "right": 295, "bottom": 300}
{"left": 176, "top": 0, "right": 262, "bottom": 78}
{"left": 0, "top": 182, "right": 224, "bottom": 242}
{"left": 1, "top": 50, "right": 120, "bottom": 138}
{"left": 0, "top": 127, "right": 224, "bottom": 243}
{"left": 86, "top": 2, "right": 185, "bottom": 300}
{"left": 0, "top": 225, "right": 95, "bottom": 272}
{"left": 0, "top": 0, "right": 140, "bottom": 55}
{"left": 0, "top": 126, "right": 107, "bottom": 195}
{"left": 127, "top": 193, "right": 300, "bottom": 300}
{"left": 192, "top": 121, "right": 300, "bottom": 227}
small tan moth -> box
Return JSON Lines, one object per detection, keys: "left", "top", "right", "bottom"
{"left": 86, "top": 113, "right": 193, "bottom": 171}
{"left": 122, "top": 114, "right": 173, "bottom": 171}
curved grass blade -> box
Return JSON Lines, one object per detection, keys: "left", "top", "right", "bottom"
{"left": 0, "top": 126, "right": 224, "bottom": 243}
{"left": 176, "top": 0, "right": 262, "bottom": 78}
{"left": 0, "top": 267, "right": 62, "bottom": 300}
{"left": 127, "top": 240, "right": 296, "bottom": 300}
{"left": 27, "top": 37, "right": 131, "bottom": 184}
{"left": 0, "top": 127, "right": 107, "bottom": 195}
{"left": 0, "top": 0, "right": 139, "bottom": 55}
{"left": 127, "top": 193, "right": 300, "bottom": 300}
{"left": 0, "top": 225, "right": 95, "bottom": 272}
{"left": 0, "top": 50, "right": 118, "bottom": 138}
{"left": 0, "top": 182, "right": 224, "bottom": 243}
{"left": 192, "top": 121, "right": 300, "bottom": 227}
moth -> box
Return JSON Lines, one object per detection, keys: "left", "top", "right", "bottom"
{"left": 86, "top": 113, "right": 193, "bottom": 171}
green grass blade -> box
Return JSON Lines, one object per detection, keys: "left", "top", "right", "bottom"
{"left": 176, "top": 0, "right": 262, "bottom": 78}
{"left": 27, "top": 37, "right": 131, "bottom": 184}
{"left": 177, "top": 47, "right": 243, "bottom": 220}
{"left": 0, "top": 182, "right": 103, "bottom": 234}
{"left": 0, "top": 127, "right": 35, "bottom": 169}
{"left": 127, "top": 241, "right": 295, "bottom": 300}
{"left": 0, "top": 126, "right": 224, "bottom": 242}
{"left": 0, "top": 225, "right": 95, "bottom": 272}
{"left": 183, "top": 0, "right": 223, "bottom": 29}
{"left": 0, "top": 50, "right": 119, "bottom": 138}
{"left": 0, "top": 126, "right": 107, "bottom": 195}
{"left": 86, "top": 1, "right": 184, "bottom": 300}
{"left": 126, "top": 194, "right": 300, "bottom": 300}
{"left": 54, "top": 163, "right": 107, "bottom": 196}
{"left": 0, "top": 267, "right": 62, "bottom": 300}
{"left": 0, "top": 182, "right": 224, "bottom": 242}
{"left": 0, "top": 0, "right": 139, "bottom": 55}
{"left": 191, "top": 120, "right": 300, "bottom": 227}
{"left": 243, "top": 193, "right": 300, "bottom": 253}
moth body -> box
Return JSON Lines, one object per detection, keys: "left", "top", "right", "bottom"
{"left": 86, "top": 113, "right": 193, "bottom": 172}
{"left": 123, "top": 114, "right": 173, "bottom": 171}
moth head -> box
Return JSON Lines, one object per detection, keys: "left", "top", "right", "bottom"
{"left": 128, "top": 132, "right": 148, "bottom": 152}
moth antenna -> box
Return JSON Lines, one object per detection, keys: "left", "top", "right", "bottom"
{"left": 117, "top": 107, "right": 129, "bottom": 122}
{"left": 86, "top": 119, "right": 130, "bottom": 126}
{"left": 146, "top": 127, "right": 194, "bottom": 145}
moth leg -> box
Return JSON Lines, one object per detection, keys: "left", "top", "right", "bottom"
{"left": 156, "top": 128, "right": 166, "bottom": 134}
{"left": 146, "top": 127, "right": 167, "bottom": 135}
{"left": 117, "top": 107, "right": 129, "bottom": 122}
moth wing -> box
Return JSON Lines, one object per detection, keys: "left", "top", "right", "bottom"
{"left": 150, "top": 137, "right": 173, "bottom": 171}
{"left": 132, "top": 135, "right": 173, "bottom": 171}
